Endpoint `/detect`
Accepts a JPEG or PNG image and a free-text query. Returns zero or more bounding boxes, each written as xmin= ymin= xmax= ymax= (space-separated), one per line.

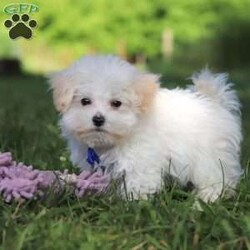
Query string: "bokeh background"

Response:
xmin=0 ymin=0 xmax=250 ymax=73
xmin=0 ymin=0 xmax=249 ymax=162
xmin=1 ymin=0 xmax=250 ymax=74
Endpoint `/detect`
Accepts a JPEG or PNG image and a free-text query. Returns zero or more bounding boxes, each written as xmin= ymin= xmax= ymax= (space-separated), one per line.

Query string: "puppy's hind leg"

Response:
xmin=190 ymin=158 xmax=240 ymax=203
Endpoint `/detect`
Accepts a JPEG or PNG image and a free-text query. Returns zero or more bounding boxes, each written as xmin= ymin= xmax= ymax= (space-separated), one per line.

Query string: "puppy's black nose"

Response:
xmin=92 ymin=114 xmax=105 ymax=127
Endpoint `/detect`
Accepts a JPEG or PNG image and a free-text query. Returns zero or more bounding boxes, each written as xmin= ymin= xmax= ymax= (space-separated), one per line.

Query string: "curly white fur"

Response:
xmin=49 ymin=55 xmax=242 ymax=203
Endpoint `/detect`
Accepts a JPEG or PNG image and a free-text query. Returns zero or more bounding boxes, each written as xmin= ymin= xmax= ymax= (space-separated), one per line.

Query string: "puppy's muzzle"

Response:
xmin=92 ymin=114 xmax=105 ymax=127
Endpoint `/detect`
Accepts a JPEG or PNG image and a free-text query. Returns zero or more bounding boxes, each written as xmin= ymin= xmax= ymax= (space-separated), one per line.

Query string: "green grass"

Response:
xmin=0 ymin=73 xmax=250 ymax=250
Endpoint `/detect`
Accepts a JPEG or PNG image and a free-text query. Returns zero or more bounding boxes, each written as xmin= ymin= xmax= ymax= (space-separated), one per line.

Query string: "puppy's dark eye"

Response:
xmin=81 ymin=98 xmax=91 ymax=106
xmin=111 ymin=100 xmax=122 ymax=108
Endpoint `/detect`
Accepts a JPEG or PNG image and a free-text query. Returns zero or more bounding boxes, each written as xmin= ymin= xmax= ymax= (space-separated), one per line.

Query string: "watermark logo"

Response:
xmin=3 ymin=3 xmax=39 ymax=40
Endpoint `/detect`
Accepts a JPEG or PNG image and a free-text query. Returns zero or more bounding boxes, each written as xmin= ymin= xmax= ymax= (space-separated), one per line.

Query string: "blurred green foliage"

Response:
xmin=0 ymin=30 xmax=19 ymax=58
xmin=0 ymin=0 xmax=250 ymax=72
xmin=36 ymin=0 xmax=250 ymax=52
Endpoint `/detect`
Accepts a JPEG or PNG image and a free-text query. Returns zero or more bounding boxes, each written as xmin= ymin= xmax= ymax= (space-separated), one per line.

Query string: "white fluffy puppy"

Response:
xmin=49 ymin=55 xmax=242 ymax=202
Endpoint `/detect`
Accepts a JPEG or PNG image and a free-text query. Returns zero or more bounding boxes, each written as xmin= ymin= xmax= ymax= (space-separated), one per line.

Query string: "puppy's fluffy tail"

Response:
xmin=191 ymin=69 xmax=241 ymax=115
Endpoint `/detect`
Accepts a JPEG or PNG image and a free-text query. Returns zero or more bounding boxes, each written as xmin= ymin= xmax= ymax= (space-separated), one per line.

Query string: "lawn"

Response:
xmin=0 ymin=72 xmax=249 ymax=250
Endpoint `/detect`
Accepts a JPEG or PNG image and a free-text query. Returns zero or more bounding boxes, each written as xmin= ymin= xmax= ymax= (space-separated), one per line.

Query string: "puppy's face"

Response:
xmin=49 ymin=56 xmax=159 ymax=148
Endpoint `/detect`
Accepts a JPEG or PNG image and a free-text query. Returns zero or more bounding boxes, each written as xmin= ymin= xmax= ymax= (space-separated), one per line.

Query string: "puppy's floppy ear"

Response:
xmin=48 ymin=70 xmax=75 ymax=113
xmin=134 ymin=73 xmax=160 ymax=113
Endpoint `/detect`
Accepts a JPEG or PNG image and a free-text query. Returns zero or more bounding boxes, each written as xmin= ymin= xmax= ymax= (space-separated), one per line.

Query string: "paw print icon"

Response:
xmin=4 ymin=14 xmax=37 ymax=39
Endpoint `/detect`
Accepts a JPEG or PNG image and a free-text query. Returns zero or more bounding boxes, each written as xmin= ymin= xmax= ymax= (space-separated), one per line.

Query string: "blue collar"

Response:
xmin=86 ymin=147 xmax=100 ymax=168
